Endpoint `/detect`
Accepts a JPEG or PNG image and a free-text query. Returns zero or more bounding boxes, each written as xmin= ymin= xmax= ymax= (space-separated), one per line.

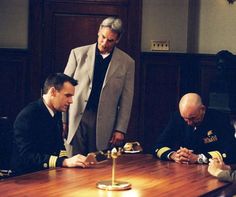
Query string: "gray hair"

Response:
xmin=99 ymin=17 xmax=124 ymax=40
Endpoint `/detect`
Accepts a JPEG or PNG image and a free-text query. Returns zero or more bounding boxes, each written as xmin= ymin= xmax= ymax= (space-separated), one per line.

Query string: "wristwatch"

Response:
xmin=197 ymin=154 xmax=208 ymax=164
xmin=197 ymin=154 xmax=204 ymax=164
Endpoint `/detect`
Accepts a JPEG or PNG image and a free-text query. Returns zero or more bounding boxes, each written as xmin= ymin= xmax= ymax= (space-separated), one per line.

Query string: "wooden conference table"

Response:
xmin=0 ymin=154 xmax=234 ymax=197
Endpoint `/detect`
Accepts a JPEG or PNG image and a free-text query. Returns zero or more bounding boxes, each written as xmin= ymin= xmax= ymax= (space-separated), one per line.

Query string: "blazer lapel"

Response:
xmin=102 ymin=47 xmax=120 ymax=88
xmin=85 ymin=43 xmax=96 ymax=82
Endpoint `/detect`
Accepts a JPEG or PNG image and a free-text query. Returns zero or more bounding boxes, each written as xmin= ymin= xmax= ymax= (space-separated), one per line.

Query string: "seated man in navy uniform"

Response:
xmin=11 ymin=73 xmax=90 ymax=175
xmin=154 ymin=93 xmax=236 ymax=164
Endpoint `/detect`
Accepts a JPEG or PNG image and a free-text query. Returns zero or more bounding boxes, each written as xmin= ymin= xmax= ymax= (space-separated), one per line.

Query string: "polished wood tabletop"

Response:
xmin=0 ymin=154 xmax=231 ymax=197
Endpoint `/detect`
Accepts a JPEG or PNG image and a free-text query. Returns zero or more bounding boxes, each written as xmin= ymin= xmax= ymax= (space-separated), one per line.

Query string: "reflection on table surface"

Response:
xmin=0 ymin=154 xmax=233 ymax=197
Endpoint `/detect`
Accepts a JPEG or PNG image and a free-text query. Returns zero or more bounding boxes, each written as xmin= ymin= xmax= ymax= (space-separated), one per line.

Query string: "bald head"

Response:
xmin=179 ymin=93 xmax=205 ymax=126
xmin=179 ymin=93 xmax=202 ymax=112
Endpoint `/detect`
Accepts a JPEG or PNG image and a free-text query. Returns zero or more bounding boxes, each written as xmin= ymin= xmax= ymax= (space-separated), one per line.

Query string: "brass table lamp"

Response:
xmin=96 ymin=147 xmax=131 ymax=191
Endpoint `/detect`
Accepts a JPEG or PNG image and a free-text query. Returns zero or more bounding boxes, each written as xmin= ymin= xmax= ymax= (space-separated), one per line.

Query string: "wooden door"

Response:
xmin=29 ymin=0 xmax=142 ymax=140
xmin=42 ymin=1 xmax=128 ymax=78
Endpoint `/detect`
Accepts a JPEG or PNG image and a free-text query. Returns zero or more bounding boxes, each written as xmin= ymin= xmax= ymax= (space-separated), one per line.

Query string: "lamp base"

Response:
xmin=96 ymin=180 xmax=131 ymax=191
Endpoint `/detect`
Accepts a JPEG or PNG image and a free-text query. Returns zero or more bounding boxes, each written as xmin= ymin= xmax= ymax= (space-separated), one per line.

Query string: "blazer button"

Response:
xmin=80 ymin=112 xmax=83 ymax=115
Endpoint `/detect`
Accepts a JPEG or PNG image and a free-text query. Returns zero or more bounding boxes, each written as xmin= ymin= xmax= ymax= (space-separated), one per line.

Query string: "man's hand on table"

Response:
xmin=170 ymin=147 xmax=198 ymax=164
xmin=62 ymin=154 xmax=91 ymax=168
xmin=208 ymin=157 xmax=231 ymax=177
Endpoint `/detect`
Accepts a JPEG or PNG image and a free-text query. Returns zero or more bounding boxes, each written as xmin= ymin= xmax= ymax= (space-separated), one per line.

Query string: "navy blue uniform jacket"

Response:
xmin=11 ymin=99 xmax=67 ymax=175
xmin=154 ymin=109 xmax=236 ymax=164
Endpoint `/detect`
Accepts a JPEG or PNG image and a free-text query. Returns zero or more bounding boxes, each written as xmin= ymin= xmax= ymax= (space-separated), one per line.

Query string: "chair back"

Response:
xmin=0 ymin=117 xmax=13 ymax=178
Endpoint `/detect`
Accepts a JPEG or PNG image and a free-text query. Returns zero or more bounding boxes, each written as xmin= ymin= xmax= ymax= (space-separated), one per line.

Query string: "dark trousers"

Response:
xmin=71 ymin=109 xmax=97 ymax=155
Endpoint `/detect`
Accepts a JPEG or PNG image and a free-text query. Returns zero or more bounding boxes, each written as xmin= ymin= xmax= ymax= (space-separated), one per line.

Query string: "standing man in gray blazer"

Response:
xmin=63 ymin=17 xmax=135 ymax=156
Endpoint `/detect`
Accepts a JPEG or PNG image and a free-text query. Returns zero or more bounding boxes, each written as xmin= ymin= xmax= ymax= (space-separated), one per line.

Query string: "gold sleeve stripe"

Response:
xmin=59 ymin=150 xmax=68 ymax=157
xmin=49 ymin=156 xmax=58 ymax=168
xmin=157 ymin=147 xmax=171 ymax=158
xmin=208 ymin=151 xmax=223 ymax=160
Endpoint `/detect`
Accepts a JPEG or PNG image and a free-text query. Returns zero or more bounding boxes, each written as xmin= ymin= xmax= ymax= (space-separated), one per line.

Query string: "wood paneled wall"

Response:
xmin=1 ymin=49 xmax=235 ymax=153
xmin=0 ymin=49 xmax=29 ymax=124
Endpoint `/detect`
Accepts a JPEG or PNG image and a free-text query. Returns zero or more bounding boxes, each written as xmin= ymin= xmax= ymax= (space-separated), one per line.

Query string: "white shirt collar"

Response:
xmin=100 ymin=53 xmax=110 ymax=59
